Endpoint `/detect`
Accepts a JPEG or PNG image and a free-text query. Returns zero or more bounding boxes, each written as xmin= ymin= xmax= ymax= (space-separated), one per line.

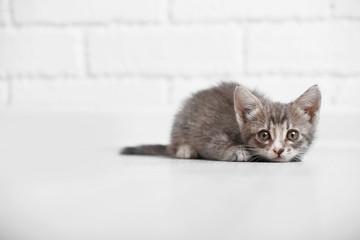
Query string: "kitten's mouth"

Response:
xmin=272 ymin=156 xmax=283 ymax=161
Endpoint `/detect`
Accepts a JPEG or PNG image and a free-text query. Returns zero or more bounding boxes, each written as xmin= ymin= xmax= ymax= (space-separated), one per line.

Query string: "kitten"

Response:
xmin=121 ymin=82 xmax=321 ymax=162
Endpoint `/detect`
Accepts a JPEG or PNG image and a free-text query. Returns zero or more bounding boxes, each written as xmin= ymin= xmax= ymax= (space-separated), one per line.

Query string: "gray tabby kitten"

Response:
xmin=122 ymin=82 xmax=321 ymax=162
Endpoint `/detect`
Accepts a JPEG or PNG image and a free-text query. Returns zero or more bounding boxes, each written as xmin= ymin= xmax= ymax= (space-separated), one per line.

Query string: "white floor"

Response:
xmin=0 ymin=111 xmax=360 ymax=240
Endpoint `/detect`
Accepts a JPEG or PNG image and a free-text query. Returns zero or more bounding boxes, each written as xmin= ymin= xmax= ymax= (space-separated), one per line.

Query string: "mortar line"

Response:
xmin=330 ymin=0 xmax=336 ymax=19
xmin=78 ymin=30 xmax=91 ymax=78
xmin=166 ymin=0 xmax=174 ymax=24
xmin=5 ymin=0 xmax=16 ymax=28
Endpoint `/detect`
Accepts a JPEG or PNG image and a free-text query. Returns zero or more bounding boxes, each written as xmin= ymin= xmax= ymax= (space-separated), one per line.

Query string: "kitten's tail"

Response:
xmin=120 ymin=144 xmax=170 ymax=156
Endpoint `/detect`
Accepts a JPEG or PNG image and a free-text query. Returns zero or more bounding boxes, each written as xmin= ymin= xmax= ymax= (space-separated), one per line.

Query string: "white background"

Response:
xmin=1 ymin=0 xmax=360 ymax=145
xmin=0 ymin=1 xmax=360 ymax=240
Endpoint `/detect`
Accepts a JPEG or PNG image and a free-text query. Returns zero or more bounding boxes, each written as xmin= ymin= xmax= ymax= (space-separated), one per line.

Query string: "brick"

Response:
xmin=248 ymin=22 xmax=360 ymax=74
xmin=11 ymin=79 xmax=168 ymax=108
xmin=172 ymin=0 xmax=332 ymax=21
xmin=0 ymin=30 xmax=77 ymax=76
xmin=13 ymin=0 xmax=167 ymax=24
xmin=89 ymin=26 xmax=244 ymax=76
xmin=333 ymin=0 xmax=360 ymax=17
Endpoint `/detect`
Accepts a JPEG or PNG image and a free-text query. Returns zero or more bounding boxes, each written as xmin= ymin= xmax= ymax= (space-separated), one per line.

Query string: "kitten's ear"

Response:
xmin=292 ymin=85 xmax=321 ymax=123
xmin=234 ymin=86 xmax=263 ymax=126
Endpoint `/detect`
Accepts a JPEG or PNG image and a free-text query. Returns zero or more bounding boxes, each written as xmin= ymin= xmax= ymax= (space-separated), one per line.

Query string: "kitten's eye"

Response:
xmin=257 ymin=130 xmax=271 ymax=141
xmin=287 ymin=130 xmax=299 ymax=142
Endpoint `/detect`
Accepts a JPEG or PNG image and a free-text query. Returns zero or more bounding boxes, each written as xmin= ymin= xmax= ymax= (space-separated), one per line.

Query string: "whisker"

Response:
xmin=249 ymin=155 xmax=266 ymax=162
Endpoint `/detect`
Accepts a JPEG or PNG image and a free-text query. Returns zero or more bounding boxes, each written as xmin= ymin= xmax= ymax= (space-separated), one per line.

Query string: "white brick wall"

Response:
xmin=333 ymin=0 xmax=360 ymax=17
xmin=248 ymin=22 xmax=360 ymax=74
xmin=12 ymin=0 xmax=167 ymax=24
xmin=172 ymin=0 xmax=332 ymax=21
xmin=0 ymin=0 xmax=359 ymax=117
xmin=88 ymin=26 xmax=243 ymax=76
xmin=0 ymin=30 xmax=78 ymax=77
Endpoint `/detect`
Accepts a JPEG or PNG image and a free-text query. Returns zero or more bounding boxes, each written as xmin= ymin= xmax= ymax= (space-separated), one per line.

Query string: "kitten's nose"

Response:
xmin=273 ymin=148 xmax=285 ymax=157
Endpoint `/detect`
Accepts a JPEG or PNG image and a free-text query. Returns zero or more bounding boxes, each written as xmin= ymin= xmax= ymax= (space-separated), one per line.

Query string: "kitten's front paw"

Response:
xmin=222 ymin=146 xmax=251 ymax=162
xmin=234 ymin=148 xmax=250 ymax=162
xmin=234 ymin=148 xmax=251 ymax=162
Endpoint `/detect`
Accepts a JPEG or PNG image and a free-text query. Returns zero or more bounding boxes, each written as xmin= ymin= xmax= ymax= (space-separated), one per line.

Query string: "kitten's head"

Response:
xmin=234 ymin=85 xmax=321 ymax=162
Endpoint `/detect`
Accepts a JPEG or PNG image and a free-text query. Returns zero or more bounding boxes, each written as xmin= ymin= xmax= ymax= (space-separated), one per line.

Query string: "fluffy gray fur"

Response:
xmin=121 ymin=82 xmax=321 ymax=162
